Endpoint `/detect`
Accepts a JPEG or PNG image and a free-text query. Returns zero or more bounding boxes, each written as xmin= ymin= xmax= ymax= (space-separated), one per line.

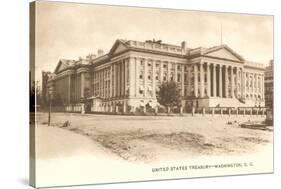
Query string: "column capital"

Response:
xmin=128 ymin=56 xmax=135 ymax=61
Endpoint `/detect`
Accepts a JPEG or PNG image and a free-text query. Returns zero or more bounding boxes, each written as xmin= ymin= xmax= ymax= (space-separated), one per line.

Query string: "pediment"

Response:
xmin=109 ymin=40 xmax=128 ymax=56
xmin=204 ymin=46 xmax=244 ymax=62
xmin=54 ymin=60 xmax=68 ymax=73
xmin=115 ymin=43 xmax=127 ymax=54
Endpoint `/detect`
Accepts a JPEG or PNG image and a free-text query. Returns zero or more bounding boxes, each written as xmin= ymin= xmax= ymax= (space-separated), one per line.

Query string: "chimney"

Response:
xmin=86 ymin=53 xmax=96 ymax=60
xmin=98 ymin=49 xmax=104 ymax=56
xmin=181 ymin=41 xmax=187 ymax=50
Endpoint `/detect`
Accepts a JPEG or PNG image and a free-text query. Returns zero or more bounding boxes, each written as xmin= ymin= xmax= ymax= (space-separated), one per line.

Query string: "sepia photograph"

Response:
xmin=29 ymin=1 xmax=273 ymax=188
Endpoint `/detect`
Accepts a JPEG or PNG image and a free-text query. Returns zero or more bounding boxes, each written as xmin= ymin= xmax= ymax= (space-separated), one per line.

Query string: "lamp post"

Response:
xmin=47 ymin=87 xmax=53 ymax=126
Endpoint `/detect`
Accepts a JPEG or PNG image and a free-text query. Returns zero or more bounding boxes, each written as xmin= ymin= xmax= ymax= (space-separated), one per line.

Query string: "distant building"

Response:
xmin=264 ymin=60 xmax=273 ymax=109
xmin=48 ymin=39 xmax=265 ymax=112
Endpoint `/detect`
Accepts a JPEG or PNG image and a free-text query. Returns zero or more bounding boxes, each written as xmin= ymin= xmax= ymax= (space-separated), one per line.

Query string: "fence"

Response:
xmin=39 ymin=104 xmax=268 ymax=117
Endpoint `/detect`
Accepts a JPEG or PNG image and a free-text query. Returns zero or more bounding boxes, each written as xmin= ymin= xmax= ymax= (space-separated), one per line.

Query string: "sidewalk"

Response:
xmin=35 ymin=125 xmax=131 ymax=187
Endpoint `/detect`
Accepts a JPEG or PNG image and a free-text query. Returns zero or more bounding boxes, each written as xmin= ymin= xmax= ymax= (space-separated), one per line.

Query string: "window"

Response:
xmin=148 ymin=75 xmax=151 ymax=80
xmin=163 ymin=64 xmax=167 ymax=68
xmin=139 ymin=74 xmax=143 ymax=79
xmin=156 ymin=76 xmax=159 ymax=80
xmin=177 ymin=74 xmax=181 ymax=82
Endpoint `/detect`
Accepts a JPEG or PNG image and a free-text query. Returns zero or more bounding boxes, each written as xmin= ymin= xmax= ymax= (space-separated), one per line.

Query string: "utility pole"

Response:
xmin=48 ymin=92 xmax=51 ymax=126
xmin=47 ymin=84 xmax=53 ymax=126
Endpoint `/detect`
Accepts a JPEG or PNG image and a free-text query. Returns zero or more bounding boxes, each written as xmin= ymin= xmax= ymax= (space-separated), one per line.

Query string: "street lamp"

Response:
xmin=47 ymin=87 xmax=53 ymax=126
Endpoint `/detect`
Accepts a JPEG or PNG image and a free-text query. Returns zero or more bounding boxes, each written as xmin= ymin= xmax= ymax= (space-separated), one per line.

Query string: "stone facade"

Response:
xmin=48 ymin=39 xmax=266 ymax=112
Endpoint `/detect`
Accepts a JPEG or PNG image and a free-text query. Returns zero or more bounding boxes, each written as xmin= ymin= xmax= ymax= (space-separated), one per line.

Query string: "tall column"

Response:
xmin=105 ymin=70 xmax=107 ymax=98
xmin=81 ymin=73 xmax=85 ymax=98
xmin=219 ymin=65 xmax=222 ymax=97
xmin=110 ymin=65 xmax=113 ymax=98
xmin=114 ymin=67 xmax=117 ymax=97
xmin=99 ymin=71 xmax=101 ymax=97
xmin=255 ymin=74 xmax=258 ymax=94
xmin=167 ymin=62 xmax=170 ymax=81
xmin=104 ymin=70 xmax=106 ymax=99
xmin=103 ymin=70 xmax=105 ymax=98
xmin=113 ymin=64 xmax=116 ymax=97
xmin=194 ymin=63 xmax=198 ymax=97
xmin=101 ymin=71 xmax=103 ymax=98
xmin=135 ymin=58 xmax=139 ymax=97
xmin=106 ymin=70 xmax=108 ymax=98
xmin=200 ymin=61 xmax=204 ymax=98
xmin=129 ymin=57 xmax=135 ymax=97
xmin=104 ymin=70 xmax=106 ymax=98
xmin=116 ymin=64 xmax=119 ymax=97
xmin=119 ymin=62 xmax=122 ymax=97
xmin=187 ymin=66 xmax=191 ymax=95
xmin=98 ymin=71 xmax=100 ymax=97
xmin=181 ymin=65 xmax=184 ymax=96
xmin=231 ymin=66 xmax=235 ymax=98
xmin=106 ymin=69 xmax=109 ymax=99
xmin=175 ymin=63 xmax=178 ymax=83
xmin=235 ymin=67 xmax=238 ymax=97
xmin=258 ymin=74 xmax=261 ymax=94
xmin=67 ymin=75 xmax=71 ymax=103
xmin=124 ymin=59 xmax=128 ymax=96
xmin=225 ymin=66 xmax=228 ymax=98
xmin=102 ymin=69 xmax=106 ymax=98
xmin=160 ymin=61 xmax=163 ymax=82
xmin=206 ymin=63 xmax=211 ymax=97
xmin=152 ymin=60 xmax=156 ymax=98
xmin=261 ymin=74 xmax=264 ymax=99
xmin=241 ymin=70 xmax=245 ymax=99
xmin=121 ymin=60 xmax=124 ymax=97
xmin=102 ymin=70 xmax=104 ymax=98
xmin=212 ymin=64 xmax=217 ymax=97
xmin=143 ymin=59 xmax=147 ymax=97
xmin=101 ymin=70 xmax=103 ymax=98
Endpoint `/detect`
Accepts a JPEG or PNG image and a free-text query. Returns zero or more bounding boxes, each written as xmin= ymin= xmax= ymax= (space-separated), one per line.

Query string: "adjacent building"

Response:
xmin=47 ymin=39 xmax=266 ymax=112
xmin=264 ymin=60 xmax=273 ymax=109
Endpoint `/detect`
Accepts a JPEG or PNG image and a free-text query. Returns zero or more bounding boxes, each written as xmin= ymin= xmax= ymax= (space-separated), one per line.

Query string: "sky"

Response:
xmin=34 ymin=1 xmax=273 ymax=83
